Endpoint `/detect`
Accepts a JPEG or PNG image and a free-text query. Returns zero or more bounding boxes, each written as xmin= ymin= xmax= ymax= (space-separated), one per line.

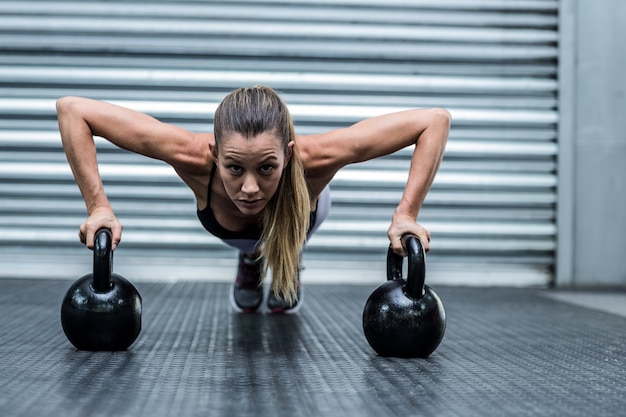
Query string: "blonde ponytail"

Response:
xmin=261 ymin=124 xmax=310 ymax=304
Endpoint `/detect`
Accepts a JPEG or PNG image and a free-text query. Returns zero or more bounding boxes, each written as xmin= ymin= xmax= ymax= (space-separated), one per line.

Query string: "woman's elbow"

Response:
xmin=56 ymin=96 xmax=78 ymax=117
xmin=56 ymin=96 xmax=91 ymax=119
xmin=431 ymin=107 xmax=452 ymax=128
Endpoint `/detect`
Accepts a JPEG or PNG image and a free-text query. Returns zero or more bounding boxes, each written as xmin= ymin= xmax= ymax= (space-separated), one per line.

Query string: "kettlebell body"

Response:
xmin=61 ymin=229 xmax=142 ymax=351
xmin=362 ymin=235 xmax=446 ymax=358
xmin=363 ymin=280 xmax=445 ymax=357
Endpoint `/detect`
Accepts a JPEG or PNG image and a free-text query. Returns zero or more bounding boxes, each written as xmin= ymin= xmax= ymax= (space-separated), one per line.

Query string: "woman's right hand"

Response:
xmin=79 ymin=207 xmax=123 ymax=250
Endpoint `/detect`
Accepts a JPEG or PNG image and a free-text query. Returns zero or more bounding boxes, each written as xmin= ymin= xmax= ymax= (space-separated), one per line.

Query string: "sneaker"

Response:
xmin=230 ymin=253 xmax=264 ymax=313
xmin=267 ymin=278 xmax=302 ymax=314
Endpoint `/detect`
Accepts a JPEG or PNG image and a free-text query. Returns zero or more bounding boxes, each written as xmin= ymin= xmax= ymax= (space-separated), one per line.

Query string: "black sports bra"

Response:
xmin=196 ymin=163 xmax=318 ymax=240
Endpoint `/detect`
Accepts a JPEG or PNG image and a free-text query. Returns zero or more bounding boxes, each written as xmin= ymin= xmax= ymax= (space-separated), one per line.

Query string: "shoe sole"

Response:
xmin=266 ymin=286 xmax=304 ymax=315
xmin=229 ymin=284 xmax=263 ymax=314
xmin=229 ymin=283 xmax=304 ymax=314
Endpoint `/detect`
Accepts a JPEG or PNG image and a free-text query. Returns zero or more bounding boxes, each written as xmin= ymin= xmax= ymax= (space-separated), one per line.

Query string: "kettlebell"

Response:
xmin=362 ymin=234 xmax=446 ymax=358
xmin=61 ymin=228 xmax=142 ymax=351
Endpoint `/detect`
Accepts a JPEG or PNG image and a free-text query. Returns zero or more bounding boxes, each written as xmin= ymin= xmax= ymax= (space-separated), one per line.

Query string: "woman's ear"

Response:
xmin=208 ymin=142 xmax=219 ymax=163
xmin=285 ymin=141 xmax=294 ymax=165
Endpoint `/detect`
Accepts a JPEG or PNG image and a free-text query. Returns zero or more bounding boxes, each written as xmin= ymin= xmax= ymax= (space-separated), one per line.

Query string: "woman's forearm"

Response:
xmin=57 ymin=97 xmax=112 ymax=214
xmin=395 ymin=109 xmax=450 ymax=220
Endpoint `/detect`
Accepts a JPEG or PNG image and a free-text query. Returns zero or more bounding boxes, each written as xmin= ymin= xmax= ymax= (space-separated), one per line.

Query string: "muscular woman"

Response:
xmin=57 ymin=85 xmax=450 ymax=314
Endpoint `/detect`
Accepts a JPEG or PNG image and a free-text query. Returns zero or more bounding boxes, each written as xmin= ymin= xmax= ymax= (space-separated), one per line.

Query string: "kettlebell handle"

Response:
xmin=386 ymin=234 xmax=426 ymax=300
xmin=93 ymin=228 xmax=113 ymax=293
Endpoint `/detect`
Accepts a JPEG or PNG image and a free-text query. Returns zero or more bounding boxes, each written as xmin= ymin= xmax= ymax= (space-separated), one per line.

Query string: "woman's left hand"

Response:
xmin=387 ymin=212 xmax=431 ymax=256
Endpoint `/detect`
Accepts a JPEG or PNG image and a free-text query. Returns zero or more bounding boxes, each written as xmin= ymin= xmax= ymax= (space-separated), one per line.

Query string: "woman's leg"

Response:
xmin=219 ymin=239 xmax=264 ymax=313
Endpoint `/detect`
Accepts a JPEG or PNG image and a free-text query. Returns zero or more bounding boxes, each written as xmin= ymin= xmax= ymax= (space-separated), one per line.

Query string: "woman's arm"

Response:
xmin=300 ymin=108 xmax=451 ymax=255
xmin=56 ymin=96 xmax=209 ymax=249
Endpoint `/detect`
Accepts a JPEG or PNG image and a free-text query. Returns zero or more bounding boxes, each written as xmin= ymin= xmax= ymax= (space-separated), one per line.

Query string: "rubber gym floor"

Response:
xmin=1 ymin=277 xmax=624 ymax=417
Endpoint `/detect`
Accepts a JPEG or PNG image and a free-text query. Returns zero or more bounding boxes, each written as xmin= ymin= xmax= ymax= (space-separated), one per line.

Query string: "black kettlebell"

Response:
xmin=61 ymin=228 xmax=142 ymax=351
xmin=362 ymin=234 xmax=446 ymax=358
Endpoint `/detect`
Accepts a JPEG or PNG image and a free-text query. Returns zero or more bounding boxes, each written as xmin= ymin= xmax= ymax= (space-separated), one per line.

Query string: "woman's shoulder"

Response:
xmin=171 ymin=132 xmax=215 ymax=208
xmin=296 ymin=130 xmax=347 ymax=198
xmin=297 ymin=129 xmax=346 ymax=172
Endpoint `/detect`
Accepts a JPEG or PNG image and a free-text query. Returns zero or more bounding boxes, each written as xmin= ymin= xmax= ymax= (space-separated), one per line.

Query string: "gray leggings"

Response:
xmin=220 ymin=185 xmax=331 ymax=254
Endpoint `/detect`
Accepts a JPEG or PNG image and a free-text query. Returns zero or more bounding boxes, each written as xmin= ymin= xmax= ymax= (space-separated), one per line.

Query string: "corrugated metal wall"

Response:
xmin=0 ymin=0 xmax=559 ymax=284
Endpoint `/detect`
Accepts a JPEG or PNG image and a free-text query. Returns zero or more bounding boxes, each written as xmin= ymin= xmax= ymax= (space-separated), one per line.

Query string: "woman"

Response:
xmin=57 ymin=85 xmax=450 ymax=314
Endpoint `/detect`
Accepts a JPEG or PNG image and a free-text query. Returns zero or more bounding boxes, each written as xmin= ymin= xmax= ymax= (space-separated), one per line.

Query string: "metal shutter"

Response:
xmin=0 ymin=0 xmax=558 ymax=285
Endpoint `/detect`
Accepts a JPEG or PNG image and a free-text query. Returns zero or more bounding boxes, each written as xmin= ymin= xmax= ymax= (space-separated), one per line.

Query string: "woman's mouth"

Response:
xmin=237 ymin=199 xmax=263 ymax=210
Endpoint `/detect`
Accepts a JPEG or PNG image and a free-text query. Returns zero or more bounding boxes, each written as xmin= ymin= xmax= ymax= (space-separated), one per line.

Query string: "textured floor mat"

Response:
xmin=0 ymin=278 xmax=625 ymax=417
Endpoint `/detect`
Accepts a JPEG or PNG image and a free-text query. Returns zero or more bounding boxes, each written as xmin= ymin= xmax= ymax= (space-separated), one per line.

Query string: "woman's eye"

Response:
xmin=228 ymin=165 xmax=243 ymax=175
xmin=260 ymin=165 xmax=275 ymax=175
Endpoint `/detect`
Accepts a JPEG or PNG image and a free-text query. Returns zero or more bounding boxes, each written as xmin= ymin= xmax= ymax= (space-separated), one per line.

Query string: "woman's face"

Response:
xmin=215 ymin=131 xmax=293 ymax=216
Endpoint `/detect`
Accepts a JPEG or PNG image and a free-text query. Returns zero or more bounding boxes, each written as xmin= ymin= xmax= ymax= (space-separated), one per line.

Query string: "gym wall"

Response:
xmin=0 ymin=0 xmax=559 ymax=285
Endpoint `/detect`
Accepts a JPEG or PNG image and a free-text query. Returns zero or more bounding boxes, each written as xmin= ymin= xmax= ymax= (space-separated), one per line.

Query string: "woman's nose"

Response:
xmin=241 ymin=174 xmax=260 ymax=194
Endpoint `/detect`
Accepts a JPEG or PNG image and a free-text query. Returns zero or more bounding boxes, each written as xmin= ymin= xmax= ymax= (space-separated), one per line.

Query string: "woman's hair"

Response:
xmin=213 ymin=85 xmax=311 ymax=303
